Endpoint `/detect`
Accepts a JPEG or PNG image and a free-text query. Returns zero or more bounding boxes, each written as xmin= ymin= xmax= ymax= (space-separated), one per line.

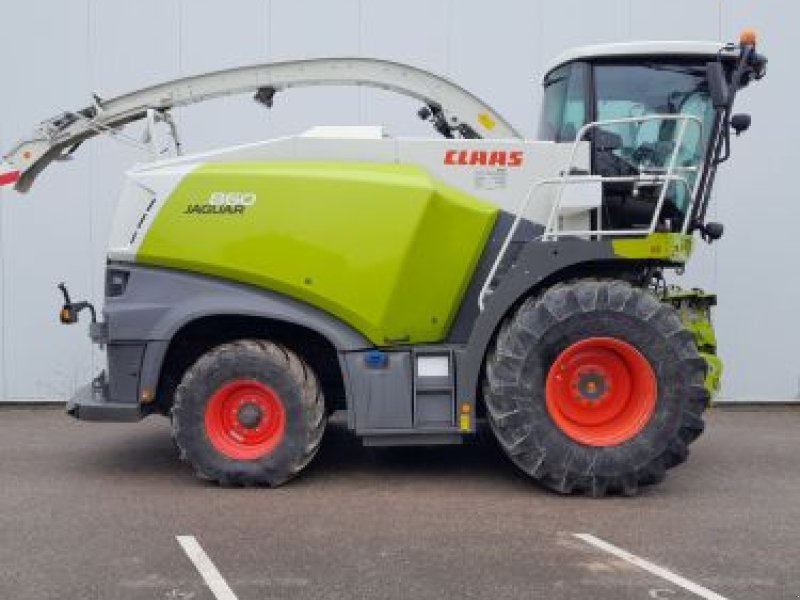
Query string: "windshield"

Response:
xmin=593 ymin=61 xmax=716 ymax=212
xmin=538 ymin=59 xmax=720 ymax=230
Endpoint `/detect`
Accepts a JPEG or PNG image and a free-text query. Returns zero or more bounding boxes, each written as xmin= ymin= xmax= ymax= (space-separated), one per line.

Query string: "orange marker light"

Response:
xmin=740 ymin=29 xmax=757 ymax=47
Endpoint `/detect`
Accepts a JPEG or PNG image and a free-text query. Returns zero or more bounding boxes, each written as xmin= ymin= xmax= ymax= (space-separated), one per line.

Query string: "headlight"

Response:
xmin=106 ymin=268 xmax=130 ymax=297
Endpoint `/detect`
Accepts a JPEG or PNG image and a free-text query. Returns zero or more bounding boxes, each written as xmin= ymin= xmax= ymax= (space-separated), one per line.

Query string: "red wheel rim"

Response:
xmin=204 ymin=380 xmax=286 ymax=460
xmin=545 ymin=337 xmax=657 ymax=447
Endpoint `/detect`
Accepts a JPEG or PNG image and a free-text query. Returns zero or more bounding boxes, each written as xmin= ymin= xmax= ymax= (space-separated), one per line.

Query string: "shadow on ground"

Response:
xmin=66 ymin=411 xmax=532 ymax=489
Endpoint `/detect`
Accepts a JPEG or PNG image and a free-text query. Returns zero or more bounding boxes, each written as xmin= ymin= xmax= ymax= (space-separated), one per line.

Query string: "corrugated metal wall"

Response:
xmin=0 ymin=0 xmax=794 ymax=400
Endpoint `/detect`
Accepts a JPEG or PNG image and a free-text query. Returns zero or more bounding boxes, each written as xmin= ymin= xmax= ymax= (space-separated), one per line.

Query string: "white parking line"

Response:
xmin=574 ymin=533 xmax=730 ymax=600
xmin=176 ymin=535 xmax=239 ymax=600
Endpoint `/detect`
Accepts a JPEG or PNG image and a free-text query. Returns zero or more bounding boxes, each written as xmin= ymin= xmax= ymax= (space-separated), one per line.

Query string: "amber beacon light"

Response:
xmin=740 ymin=28 xmax=757 ymax=47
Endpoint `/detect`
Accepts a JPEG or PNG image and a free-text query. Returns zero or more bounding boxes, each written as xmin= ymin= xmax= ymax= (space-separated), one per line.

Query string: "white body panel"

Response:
xmin=108 ymin=128 xmax=590 ymax=263
xmin=109 ymin=164 xmax=198 ymax=260
xmin=546 ymin=41 xmax=729 ymax=74
xmin=557 ymin=178 xmax=602 ymax=214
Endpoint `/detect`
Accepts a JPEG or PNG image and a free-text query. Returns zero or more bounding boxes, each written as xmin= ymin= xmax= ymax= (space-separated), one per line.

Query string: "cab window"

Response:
xmin=538 ymin=62 xmax=588 ymax=142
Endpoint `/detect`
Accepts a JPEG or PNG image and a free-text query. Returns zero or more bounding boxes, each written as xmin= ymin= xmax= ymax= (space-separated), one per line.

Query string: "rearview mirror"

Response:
xmin=706 ymin=61 xmax=729 ymax=108
xmin=730 ymin=113 xmax=751 ymax=135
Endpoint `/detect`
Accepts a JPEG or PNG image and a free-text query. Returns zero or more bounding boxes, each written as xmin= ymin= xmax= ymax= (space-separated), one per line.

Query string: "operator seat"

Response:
xmin=590 ymin=128 xmax=683 ymax=232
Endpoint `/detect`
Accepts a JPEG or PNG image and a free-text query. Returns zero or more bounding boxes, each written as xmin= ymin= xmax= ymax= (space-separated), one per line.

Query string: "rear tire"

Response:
xmin=483 ymin=279 xmax=708 ymax=496
xmin=172 ymin=340 xmax=326 ymax=486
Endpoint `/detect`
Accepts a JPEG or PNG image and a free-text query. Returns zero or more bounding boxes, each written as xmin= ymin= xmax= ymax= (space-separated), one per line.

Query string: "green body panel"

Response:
xmin=663 ymin=288 xmax=722 ymax=398
xmin=137 ymin=162 xmax=498 ymax=345
xmin=700 ymin=353 xmax=723 ymax=399
xmin=612 ymin=233 xmax=694 ymax=262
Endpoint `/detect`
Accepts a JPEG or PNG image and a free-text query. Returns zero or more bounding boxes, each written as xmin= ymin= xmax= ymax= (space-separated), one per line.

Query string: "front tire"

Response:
xmin=172 ymin=340 xmax=326 ymax=486
xmin=483 ymin=280 xmax=709 ymax=496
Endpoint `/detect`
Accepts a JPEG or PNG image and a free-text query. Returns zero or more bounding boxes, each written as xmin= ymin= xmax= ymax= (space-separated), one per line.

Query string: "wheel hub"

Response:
xmin=204 ymin=380 xmax=287 ymax=460
xmin=545 ymin=337 xmax=657 ymax=447
xmin=573 ymin=368 xmax=609 ymax=402
xmin=237 ymin=402 xmax=264 ymax=429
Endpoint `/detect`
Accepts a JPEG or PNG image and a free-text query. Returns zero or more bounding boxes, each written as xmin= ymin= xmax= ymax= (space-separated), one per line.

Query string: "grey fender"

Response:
xmin=456 ymin=239 xmax=620 ymax=407
xmin=108 ymin=263 xmax=370 ymax=347
xmin=105 ymin=263 xmax=372 ymax=399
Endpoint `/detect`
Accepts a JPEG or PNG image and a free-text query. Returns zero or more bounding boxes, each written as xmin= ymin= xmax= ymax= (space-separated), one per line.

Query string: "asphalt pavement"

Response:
xmin=0 ymin=405 xmax=798 ymax=600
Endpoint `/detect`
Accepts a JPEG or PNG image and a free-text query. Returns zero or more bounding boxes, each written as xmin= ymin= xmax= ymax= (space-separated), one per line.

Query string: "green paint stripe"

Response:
xmin=612 ymin=233 xmax=693 ymax=262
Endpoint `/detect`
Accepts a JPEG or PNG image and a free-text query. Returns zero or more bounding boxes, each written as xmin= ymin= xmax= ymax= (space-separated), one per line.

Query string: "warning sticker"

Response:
xmin=475 ymin=168 xmax=508 ymax=190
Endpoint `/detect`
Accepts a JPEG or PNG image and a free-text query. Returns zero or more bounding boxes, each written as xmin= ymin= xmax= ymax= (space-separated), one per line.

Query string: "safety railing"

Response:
xmin=478 ymin=114 xmax=704 ymax=311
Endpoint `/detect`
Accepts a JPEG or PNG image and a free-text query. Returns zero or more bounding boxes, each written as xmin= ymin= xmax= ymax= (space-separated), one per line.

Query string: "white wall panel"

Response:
xmin=176 ymin=0 xmax=271 ymax=153
xmin=359 ymin=0 xmax=449 ymax=137
xmin=0 ymin=1 xmax=94 ymax=399
xmin=448 ymin=0 xmax=539 ymax=137
xmin=0 ymin=0 xmax=793 ymax=399
xmin=629 ymin=0 xmax=721 ymax=40
xmin=715 ymin=1 xmax=797 ymax=398
xmin=268 ymin=0 xmax=362 ymax=137
xmin=539 ymin=0 xmax=629 ymax=65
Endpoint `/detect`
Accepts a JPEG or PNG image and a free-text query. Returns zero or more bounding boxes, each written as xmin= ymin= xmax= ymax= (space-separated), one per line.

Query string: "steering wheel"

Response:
xmin=632 ymin=140 xmax=676 ymax=167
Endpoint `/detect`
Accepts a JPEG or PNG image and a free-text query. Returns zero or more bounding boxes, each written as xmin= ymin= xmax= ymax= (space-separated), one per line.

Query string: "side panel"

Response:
xmin=344 ymin=351 xmax=413 ymax=430
xmin=136 ymin=162 xmax=498 ymax=345
xmin=106 ymin=343 xmax=146 ymax=404
xmin=612 ymin=233 xmax=694 ymax=262
xmin=344 ymin=346 xmax=461 ymax=436
xmin=104 ymin=264 xmax=371 ymax=349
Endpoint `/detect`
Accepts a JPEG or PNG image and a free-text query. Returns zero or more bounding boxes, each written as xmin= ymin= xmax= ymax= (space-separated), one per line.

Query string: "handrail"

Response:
xmin=477 ymin=178 xmax=559 ymax=311
xmin=550 ymin=114 xmax=703 ymax=237
xmin=478 ymin=113 xmax=704 ymax=311
xmin=476 ymin=173 xmax=694 ymax=311
xmin=542 ymin=174 xmax=694 ymax=240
